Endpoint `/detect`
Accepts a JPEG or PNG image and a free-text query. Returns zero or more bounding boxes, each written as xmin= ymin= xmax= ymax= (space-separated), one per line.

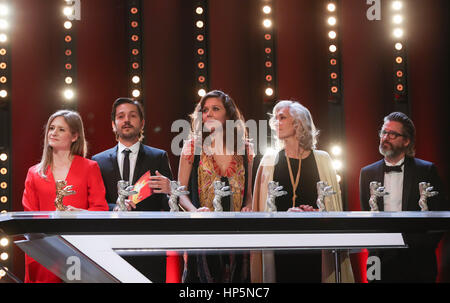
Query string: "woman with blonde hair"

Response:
xmin=22 ymin=110 xmax=108 ymax=282
xmin=251 ymin=100 xmax=354 ymax=283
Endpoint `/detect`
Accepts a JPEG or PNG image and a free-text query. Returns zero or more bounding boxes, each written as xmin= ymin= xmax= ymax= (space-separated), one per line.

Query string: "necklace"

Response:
xmin=286 ymin=150 xmax=304 ymax=208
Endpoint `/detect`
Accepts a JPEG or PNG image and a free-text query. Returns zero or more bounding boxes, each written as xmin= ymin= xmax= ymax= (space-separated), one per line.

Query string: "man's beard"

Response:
xmin=117 ymin=125 xmax=141 ymax=141
xmin=379 ymin=141 xmax=406 ymax=159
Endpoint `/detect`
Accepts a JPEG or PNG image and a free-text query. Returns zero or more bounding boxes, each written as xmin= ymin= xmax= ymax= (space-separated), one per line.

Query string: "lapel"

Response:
xmin=108 ymin=145 xmax=121 ymax=182
xmin=401 ymin=157 xmax=414 ymax=211
xmin=374 ymin=160 xmax=385 ymax=211
xmin=133 ymin=143 xmax=146 ymax=184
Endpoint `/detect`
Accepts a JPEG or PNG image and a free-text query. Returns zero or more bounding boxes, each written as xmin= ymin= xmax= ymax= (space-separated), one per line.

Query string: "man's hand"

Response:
xmin=149 ymin=170 xmax=171 ymax=194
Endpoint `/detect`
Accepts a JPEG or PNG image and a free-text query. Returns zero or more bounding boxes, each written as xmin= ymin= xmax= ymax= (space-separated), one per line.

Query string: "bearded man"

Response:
xmin=92 ymin=98 xmax=174 ymax=282
xmin=359 ymin=112 xmax=448 ymax=282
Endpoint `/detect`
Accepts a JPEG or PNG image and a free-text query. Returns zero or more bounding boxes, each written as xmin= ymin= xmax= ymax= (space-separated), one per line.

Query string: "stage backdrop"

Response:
xmin=9 ymin=0 xmax=449 ymax=282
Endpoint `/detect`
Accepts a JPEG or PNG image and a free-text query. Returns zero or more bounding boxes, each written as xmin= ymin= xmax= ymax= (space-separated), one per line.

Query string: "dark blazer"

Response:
xmin=360 ymin=156 xmax=447 ymax=212
xmin=92 ymin=143 xmax=173 ymax=211
xmin=359 ymin=156 xmax=448 ymax=282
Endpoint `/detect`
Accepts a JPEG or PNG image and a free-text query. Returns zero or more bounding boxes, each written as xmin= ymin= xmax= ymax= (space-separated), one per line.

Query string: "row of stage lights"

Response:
xmin=326 ymin=1 xmax=344 ymax=182
xmin=0 ymin=3 xmax=9 ymax=101
xmin=391 ymin=1 xmax=407 ymax=101
xmin=262 ymin=1 xmax=275 ymax=100
xmin=62 ymin=0 xmax=77 ymax=103
xmin=127 ymin=0 xmax=143 ymax=100
xmin=326 ymin=1 xmax=341 ymax=101
xmin=0 ymin=0 xmax=10 ymax=280
xmin=194 ymin=0 xmax=209 ymax=98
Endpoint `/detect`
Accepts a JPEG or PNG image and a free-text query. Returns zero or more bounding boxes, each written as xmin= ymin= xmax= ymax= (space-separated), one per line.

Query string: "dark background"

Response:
xmin=7 ymin=0 xmax=449 ymax=282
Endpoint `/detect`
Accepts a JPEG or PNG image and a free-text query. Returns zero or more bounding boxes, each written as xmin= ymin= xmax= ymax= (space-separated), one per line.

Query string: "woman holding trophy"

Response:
xmin=177 ymin=90 xmax=253 ymax=282
xmin=22 ymin=110 xmax=108 ymax=282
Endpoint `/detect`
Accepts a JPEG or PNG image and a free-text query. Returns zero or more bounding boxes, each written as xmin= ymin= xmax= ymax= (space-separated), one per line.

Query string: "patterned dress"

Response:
xmin=181 ymin=138 xmax=253 ymax=282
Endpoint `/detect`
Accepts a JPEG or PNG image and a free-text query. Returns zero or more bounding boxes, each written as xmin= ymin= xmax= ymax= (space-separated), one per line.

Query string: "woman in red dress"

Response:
xmin=22 ymin=110 xmax=109 ymax=283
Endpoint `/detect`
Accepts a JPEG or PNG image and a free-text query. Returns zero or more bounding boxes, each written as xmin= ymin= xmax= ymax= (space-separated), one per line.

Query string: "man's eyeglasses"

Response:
xmin=378 ymin=130 xmax=406 ymax=140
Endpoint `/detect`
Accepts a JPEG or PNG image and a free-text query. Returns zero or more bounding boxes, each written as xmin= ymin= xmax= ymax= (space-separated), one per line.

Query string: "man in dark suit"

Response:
xmin=92 ymin=97 xmax=174 ymax=282
xmin=360 ymin=112 xmax=448 ymax=282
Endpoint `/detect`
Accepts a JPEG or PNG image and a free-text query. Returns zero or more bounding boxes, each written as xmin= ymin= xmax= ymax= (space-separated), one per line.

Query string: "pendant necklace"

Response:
xmin=286 ymin=150 xmax=304 ymax=208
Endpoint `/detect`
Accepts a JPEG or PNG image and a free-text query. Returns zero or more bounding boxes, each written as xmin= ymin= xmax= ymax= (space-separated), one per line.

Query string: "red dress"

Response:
xmin=22 ymin=155 xmax=109 ymax=283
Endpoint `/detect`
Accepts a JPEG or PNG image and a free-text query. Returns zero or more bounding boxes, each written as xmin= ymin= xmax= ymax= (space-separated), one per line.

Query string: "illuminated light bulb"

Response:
xmin=0 ymin=269 xmax=6 ymax=278
xmin=392 ymin=1 xmax=402 ymax=10
xmin=0 ymin=5 xmax=9 ymax=16
xmin=0 ymin=34 xmax=7 ymax=43
xmin=132 ymin=75 xmax=140 ymax=84
xmin=331 ymin=145 xmax=342 ymax=156
xmin=393 ymin=14 xmax=403 ymax=24
xmin=328 ymin=30 xmax=337 ymax=39
xmin=327 ymin=3 xmax=336 ymax=12
xmin=198 ymin=89 xmax=206 ymax=97
xmin=196 ymin=7 xmax=203 ymax=15
xmin=336 ymin=174 xmax=342 ymax=183
xmin=65 ymin=77 xmax=73 ymax=85
xmin=64 ymin=21 xmax=72 ymax=29
xmin=328 ymin=16 xmax=337 ymax=26
xmin=333 ymin=159 xmax=343 ymax=170
xmin=64 ymin=89 xmax=74 ymax=100
xmin=0 ymin=196 xmax=6 ymax=203
xmin=393 ymin=28 xmax=404 ymax=38
xmin=265 ymin=87 xmax=274 ymax=96
xmin=0 ymin=153 xmax=7 ymax=161
xmin=132 ymin=89 xmax=140 ymax=98
xmin=263 ymin=5 xmax=272 ymax=14
xmin=196 ymin=20 xmax=204 ymax=28
xmin=0 ymin=238 xmax=8 ymax=247
xmin=0 ymin=252 xmax=8 ymax=261
xmin=0 ymin=19 xmax=8 ymax=30
xmin=329 ymin=44 xmax=337 ymax=52
xmin=63 ymin=6 xmax=73 ymax=16
xmin=263 ymin=19 xmax=272 ymax=28
xmin=0 ymin=89 xmax=7 ymax=98
xmin=395 ymin=42 xmax=403 ymax=50
xmin=0 ymin=168 xmax=6 ymax=174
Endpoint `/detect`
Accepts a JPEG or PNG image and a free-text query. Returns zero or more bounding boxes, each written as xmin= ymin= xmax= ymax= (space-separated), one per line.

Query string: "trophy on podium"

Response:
xmin=168 ymin=181 xmax=189 ymax=212
xmin=316 ymin=181 xmax=336 ymax=212
xmin=265 ymin=181 xmax=287 ymax=212
xmin=368 ymin=181 xmax=389 ymax=211
xmin=212 ymin=180 xmax=232 ymax=212
xmin=54 ymin=180 xmax=76 ymax=211
xmin=418 ymin=182 xmax=438 ymax=211
xmin=114 ymin=180 xmax=137 ymax=212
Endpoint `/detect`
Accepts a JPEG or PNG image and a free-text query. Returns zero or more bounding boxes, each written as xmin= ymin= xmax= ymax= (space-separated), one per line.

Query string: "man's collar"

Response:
xmin=384 ymin=157 xmax=405 ymax=167
xmin=118 ymin=141 xmax=140 ymax=154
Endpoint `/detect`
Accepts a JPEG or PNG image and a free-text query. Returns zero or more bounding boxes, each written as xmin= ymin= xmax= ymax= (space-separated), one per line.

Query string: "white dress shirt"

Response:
xmin=117 ymin=141 xmax=140 ymax=184
xmin=383 ymin=157 xmax=405 ymax=212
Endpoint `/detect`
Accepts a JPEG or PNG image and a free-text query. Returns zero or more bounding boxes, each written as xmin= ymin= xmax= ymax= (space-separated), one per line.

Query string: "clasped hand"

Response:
xmin=287 ymin=205 xmax=316 ymax=212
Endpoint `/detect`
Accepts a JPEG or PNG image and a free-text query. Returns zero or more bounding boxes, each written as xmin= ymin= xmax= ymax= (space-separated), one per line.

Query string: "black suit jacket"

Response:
xmin=92 ymin=143 xmax=173 ymax=211
xmin=359 ymin=156 xmax=448 ymax=282
xmin=360 ymin=156 xmax=447 ymax=212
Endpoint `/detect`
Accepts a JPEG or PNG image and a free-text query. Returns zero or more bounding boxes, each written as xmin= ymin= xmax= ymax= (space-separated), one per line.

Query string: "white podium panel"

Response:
xmin=2 ymin=211 xmax=449 ymax=283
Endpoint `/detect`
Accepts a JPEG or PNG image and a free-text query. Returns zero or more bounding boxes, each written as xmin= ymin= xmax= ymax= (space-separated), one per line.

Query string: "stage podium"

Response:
xmin=1 ymin=211 xmax=450 ymax=283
